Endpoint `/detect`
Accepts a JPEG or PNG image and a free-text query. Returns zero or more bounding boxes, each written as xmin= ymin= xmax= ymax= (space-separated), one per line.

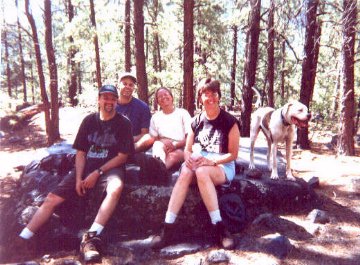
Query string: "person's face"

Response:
xmin=98 ymin=93 xmax=118 ymax=114
xmin=156 ymin=89 xmax=173 ymax=108
xmin=200 ymin=89 xmax=219 ymax=108
xmin=118 ymin=77 xmax=136 ymax=98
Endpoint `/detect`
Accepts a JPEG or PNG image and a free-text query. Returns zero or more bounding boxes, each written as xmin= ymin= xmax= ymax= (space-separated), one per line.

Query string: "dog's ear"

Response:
xmin=283 ymin=102 xmax=293 ymax=115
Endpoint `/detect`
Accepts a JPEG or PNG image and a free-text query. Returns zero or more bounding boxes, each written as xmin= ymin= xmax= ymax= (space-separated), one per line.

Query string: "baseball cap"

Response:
xmin=119 ymin=72 xmax=137 ymax=84
xmin=99 ymin=85 xmax=118 ymax=98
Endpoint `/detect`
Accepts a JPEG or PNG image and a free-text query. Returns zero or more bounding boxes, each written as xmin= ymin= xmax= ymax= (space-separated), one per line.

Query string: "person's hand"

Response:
xmin=82 ymin=171 xmax=99 ymax=189
xmin=186 ymin=154 xmax=201 ymax=170
xmin=76 ymin=180 xmax=86 ymax=196
xmin=161 ymin=139 xmax=176 ymax=154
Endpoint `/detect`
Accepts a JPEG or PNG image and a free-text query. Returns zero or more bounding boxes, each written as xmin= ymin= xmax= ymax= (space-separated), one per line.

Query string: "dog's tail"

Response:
xmin=252 ymin=86 xmax=261 ymax=109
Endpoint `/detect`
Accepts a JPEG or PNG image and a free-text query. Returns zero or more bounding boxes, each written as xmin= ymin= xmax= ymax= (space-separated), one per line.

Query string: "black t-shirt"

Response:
xmin=73 ymin=112 xmax=134 ymax=175
xmin=192 ymin=109 xmax=240 ymax=154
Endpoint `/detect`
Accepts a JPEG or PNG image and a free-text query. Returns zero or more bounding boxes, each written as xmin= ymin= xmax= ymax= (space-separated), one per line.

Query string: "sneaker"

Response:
xmin=150 ymin=223 xmax=175 ymax=249
xmin=215 ymin=221 xmax=235 ymax=250
xmin=80 ymin=231 xmax=102 ymax=262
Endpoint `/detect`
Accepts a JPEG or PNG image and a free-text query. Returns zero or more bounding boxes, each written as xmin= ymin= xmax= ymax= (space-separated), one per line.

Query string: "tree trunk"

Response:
xmin=183 ymin=0 xmax=195 ymax=116
xmin=338 ymin=0 xmax=356 ymax=156
xmin=134 ymin=0 xmax=149 ymax=104
xmin=89 ymin=0 xmax=102 ymax=88
xmin=16 ymin=0 xmax=27 ymax=102
xmin=124 ymin=0 xmax=131 ymax=72
xmin=230 ymin=25 xmax=238 ymax=111
xmin=331 ymin=62 xmax=341 ymax=119
xmin=29 ymin=51 xmax=35 ymax=104
xmin=44 ymin=0 xmax=60 ymax=145
xmin=25 ymin=0 xmax=52 ymax=143
xmin=280 ymin=40 xmax=285 ymax=101
xmin=4 ymin=28 xmax=12 ymax=97
xmin=266 ymin=0 xmax=275 ymax=108
xmin=66 ymin=0 xmax=78 ymax=106
xmin=241 ymin=0 xmax=261 ymax=137
xmin=298 ymin=0 xmax=320 ymax=149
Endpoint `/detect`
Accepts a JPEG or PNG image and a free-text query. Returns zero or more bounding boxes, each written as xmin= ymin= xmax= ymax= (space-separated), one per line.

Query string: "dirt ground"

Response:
xmin=0 ymin=107 xmax=359 ymax=265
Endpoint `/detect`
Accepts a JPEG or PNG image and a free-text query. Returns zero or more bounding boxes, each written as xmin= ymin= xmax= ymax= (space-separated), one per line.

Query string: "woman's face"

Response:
xmin=200 ymin=89 xmax=219 ymax=108
xmin=156 ymin=89 xmax=173 ymax=108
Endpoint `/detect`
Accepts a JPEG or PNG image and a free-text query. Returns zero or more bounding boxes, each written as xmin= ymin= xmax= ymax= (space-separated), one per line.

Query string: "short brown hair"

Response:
xmin=196 ymin=77 xmax=221 ymax=108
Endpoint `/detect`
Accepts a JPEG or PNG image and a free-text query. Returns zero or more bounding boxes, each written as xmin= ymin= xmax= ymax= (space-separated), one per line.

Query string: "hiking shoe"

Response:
xmin=147 ymin=156 xmax=168 ymax=180
xmin=150 ymin=223 xmax=175 ymax=249
xmin=80 ymin=231 xmax=102 ymax=262
xmin=215 ymin=221 xmax=235 ymax=250
xmin=12 ymin=236 xmax=36 ymax=259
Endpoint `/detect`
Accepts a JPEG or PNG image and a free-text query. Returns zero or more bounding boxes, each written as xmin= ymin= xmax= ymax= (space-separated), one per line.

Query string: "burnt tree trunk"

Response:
xmin=16 ymin=0 xmax=27 ymax=102
xmin=66 ymin=0 xmax=78 ymax=106
xmin=44 ymin=0 xmax=60 ymax=145
xmin=280 ymin=40 xmax=286 ymax=101
xmin=241 ymin=0 xmax=261 ymax=137
xmin=183 ymin=0 xmax=195 ymax=116
xmin=89 ymin=0 xmax=102 ymax=88
xmin=338 ymin=0 xmax=356 ymax=156
xmin=134 ymin=0 xmax=149 ymax=104
xmin=25 ymin=0 xmax=52 ymax=142
xmin=298 ymin=0 xmax=320 ymax=149
xmin=124 ymin=0 xmax=131 ymax=72
xmin=266 ymin=0 xmax=275 ymax=108
xmin=230 ymin=25 xmax=238 ymax=111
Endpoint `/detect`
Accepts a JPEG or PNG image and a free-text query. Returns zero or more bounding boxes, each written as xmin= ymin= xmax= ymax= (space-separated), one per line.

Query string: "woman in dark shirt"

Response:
xmin=152 ymin=77 xmax=240 ymax=249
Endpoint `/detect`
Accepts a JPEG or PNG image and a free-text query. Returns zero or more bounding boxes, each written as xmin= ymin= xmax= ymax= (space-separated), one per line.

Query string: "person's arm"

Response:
xmin=134 ymin=132 xmax=155 ymax=152
xmin=75 ymin=150 xmax=87 ymax=196
xmin=82 ymin=152 xmax=128 ymax=189
xmin=133 ymin=128 xmax=149 ymax=143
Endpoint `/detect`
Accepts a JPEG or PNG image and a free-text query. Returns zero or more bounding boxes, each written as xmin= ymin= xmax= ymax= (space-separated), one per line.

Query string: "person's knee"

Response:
xmin=177 ymin=171 xmax=193 ymax=185
xmin=195 ymin=168 xmax=211 ymax=184
xmin=106 ymin=178 xmax=123 ymax=199
xmin=42 ymin=193 xmax=64 ymax=209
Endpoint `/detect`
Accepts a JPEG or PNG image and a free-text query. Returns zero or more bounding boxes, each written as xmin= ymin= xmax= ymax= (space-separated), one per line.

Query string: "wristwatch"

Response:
xmin=97 ymin=168 xmax=104 ymax=176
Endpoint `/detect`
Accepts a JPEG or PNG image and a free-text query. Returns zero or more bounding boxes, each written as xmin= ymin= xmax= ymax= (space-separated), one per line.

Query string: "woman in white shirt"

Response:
xmin=149 ymin=87 xmax=192 ymax=170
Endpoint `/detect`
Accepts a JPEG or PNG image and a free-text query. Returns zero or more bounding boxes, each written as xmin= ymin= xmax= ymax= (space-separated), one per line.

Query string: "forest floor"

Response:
xmin=0 ymin=106 xmax=360 ymax=265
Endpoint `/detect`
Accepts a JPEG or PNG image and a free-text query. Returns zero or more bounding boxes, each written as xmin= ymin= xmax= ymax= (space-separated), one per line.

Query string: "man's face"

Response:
xmin=118 ymin=77 xmax=136 ymax=99
xmin=98 ymin=93 xmax=118 ymax=114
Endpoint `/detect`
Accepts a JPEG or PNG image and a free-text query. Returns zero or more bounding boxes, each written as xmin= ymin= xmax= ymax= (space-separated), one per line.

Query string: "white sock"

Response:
xmin=209 ymin=209 xmax=222 ymax=225
xmin=19 ymin=227 xmax=34 ymax=240
xmin=165 ymin=211 xmax=177 ymax=224
xmin=89 ymin=222 xmax=104 ymax=235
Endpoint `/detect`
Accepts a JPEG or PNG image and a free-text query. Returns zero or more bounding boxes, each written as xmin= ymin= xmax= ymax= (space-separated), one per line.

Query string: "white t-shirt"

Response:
xmin=149 ymin=108 xmax=192 ymax=141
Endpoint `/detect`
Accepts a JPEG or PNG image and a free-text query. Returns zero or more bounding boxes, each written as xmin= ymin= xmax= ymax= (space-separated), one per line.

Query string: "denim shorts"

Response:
xmin=200 ymin=151 xmax=235 ymax=185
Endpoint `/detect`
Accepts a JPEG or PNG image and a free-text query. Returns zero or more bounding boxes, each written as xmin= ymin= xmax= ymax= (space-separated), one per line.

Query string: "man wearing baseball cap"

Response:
xmin=116 ymin=72 xmax=152 ymax=152
xmin=16 ymin=85 xmax=134 ymax=262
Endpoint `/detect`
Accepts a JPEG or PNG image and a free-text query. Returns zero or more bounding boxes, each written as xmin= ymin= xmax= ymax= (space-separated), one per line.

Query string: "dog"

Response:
xmin=249 ymin=101 xmax=311 ymax=180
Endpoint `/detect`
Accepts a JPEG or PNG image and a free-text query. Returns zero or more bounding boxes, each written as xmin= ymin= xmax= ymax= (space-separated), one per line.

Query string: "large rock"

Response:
xmin=0 ymin=140 xmax=319 ymax=258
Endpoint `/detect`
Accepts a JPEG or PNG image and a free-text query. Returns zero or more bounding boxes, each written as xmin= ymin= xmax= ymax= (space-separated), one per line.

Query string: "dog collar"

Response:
xmin=281 ymin=110 xmax=291 ymax=126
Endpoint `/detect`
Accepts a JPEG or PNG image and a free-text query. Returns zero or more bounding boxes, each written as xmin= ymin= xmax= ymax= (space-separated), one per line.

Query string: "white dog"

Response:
xmin=249 ymin=101 xmax=311 ymax=180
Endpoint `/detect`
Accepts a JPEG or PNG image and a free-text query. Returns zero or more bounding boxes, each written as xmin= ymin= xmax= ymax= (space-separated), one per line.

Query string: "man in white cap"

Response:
xmin=116 ymin=72 xmax=152 ymax=152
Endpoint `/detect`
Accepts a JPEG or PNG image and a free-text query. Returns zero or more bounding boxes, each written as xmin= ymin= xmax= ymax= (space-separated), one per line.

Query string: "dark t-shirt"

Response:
xmin=73 ymin=112 xmax=134 ymax=175
xmin=192 ymin=109 xmax=240 ymax=154
xmin=116 ymin=97 xmax=151 ymax=137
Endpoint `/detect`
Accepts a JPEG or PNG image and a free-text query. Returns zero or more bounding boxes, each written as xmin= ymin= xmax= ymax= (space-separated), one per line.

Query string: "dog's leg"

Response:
xmin=249 ymin=127 xmax=260 ymax=169
xmin=285 ymin=136 xmax=295 ymax=180
xmin=270 ymin=142 xmax=279 ymax=179
xmin=266 ymin=136 xmax=272 ymax=171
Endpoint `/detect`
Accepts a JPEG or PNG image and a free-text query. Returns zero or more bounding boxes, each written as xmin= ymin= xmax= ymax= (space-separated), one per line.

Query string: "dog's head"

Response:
xmin=283 ymin=101 xmax=311 ymax=128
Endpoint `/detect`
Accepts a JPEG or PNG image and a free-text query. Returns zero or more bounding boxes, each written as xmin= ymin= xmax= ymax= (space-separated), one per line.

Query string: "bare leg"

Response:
xmin=94 ymin=177 xmax=123 ymax=226
xmin=26 ymin=193 xmax=65 ymax=233
xmin=167 ymin=167 xmax=194 ymax=214
xmin=165 ymin=149 xmax=184 ymax=169
xmin=195 ymin=166 xmax=226 ymax=212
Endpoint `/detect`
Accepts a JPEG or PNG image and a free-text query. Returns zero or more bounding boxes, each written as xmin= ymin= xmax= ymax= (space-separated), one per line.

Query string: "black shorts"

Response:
xmin=52 ymin=167 xmax=125 ymax=200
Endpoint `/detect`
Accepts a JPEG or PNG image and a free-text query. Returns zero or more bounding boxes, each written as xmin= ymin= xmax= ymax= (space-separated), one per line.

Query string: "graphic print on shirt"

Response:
xmin=197 ymin=126 xmax=222 ymax=153
xmin=87 ymin=128 xmax=117 ymax=159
